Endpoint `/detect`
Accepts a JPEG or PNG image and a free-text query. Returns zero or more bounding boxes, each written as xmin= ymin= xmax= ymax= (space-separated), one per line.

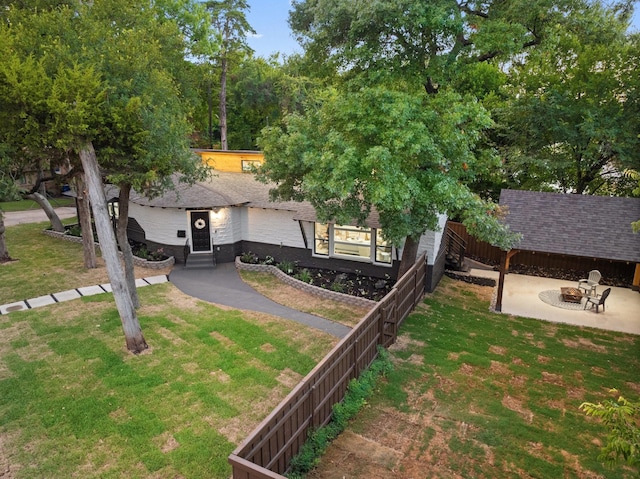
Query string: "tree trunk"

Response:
xmin=219 ymin=55 xmax=228 ymax=150
xmin=0 ymin=212 xmax=11 ymax=262
xmin=79 ymin=142 xmax=147 ymax=354
xmin=117 ymin=183 xmax=140 ymax=309
xmin=26 ymin=192 xmax=65 ymax=232
xmin=74 ymin=174 xmax=97 ymax=269
xmin=207 ymin=78 xmax=214 ymax=149
xmin=397 ymin=236 xmax=420 ymax=280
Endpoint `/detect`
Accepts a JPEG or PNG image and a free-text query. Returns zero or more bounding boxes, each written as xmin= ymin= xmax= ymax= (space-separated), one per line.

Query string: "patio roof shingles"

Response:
xmin=499 ymin=189 xmax=640 ymax=263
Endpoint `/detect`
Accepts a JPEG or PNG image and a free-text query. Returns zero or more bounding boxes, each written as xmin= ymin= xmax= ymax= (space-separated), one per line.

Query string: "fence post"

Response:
xmin=309 ymin=385 xmax=317 ymax=428
xmin=352 ymin=339 xmax=358 ymax=378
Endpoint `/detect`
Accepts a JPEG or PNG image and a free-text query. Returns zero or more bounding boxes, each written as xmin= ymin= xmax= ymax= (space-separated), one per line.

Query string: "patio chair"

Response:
xmin=578 ymin=270 xmax=601 ymax=296
xmin=584 ymin=287 xmax=611 ymax=313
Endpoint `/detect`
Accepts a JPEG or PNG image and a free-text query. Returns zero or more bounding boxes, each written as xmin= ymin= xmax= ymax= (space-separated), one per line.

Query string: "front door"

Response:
xmin=190 ymin=211 xmax=211 ymax=253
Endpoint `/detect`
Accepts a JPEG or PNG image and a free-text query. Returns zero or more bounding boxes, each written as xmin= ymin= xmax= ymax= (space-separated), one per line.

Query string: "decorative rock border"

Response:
xmin=445 ymin=269 xmax=497 ymax=287
xmin=235 ymin=257 xmax=376 ymax=309
xmin=43 ymin=229 xmax=175 ymax=270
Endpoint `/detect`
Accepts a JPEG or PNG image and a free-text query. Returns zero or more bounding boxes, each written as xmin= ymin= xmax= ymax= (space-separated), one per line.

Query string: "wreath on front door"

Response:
xmin=194 ymin=218 xmax=206 ymax=230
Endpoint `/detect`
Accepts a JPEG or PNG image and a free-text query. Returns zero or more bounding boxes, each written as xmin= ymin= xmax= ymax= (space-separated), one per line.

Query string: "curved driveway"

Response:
xmin=169 ymin=262 xmax=352 ymax=338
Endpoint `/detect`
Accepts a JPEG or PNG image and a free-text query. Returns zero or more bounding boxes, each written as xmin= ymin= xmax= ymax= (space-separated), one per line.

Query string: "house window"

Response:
xmin=108 ymin=200 xmax=119 ymax=219
xmin=314 ymin=223 xmax=329 ymax=256
xmin=333 ymin=225 xmax=372 ymax=261
xmin=241 ymin=160 xmax=261 ymax=172
xmin=314 ymin=223 xmax=392 ymax=264
xmin=375 ymin=231 xmax=392 ymax=264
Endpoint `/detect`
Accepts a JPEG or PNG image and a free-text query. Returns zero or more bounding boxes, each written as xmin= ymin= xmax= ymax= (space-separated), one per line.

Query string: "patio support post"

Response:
xmin=633 ymin=263 xmax=640 ymax=293
xmin=496 ymin=249 xmax=518 ymax=312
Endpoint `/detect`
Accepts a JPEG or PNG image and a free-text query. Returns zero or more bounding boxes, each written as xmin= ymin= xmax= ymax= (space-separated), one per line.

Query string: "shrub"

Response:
xmin=263 ymin=255 xmax=276 ymax=265
xmin=580 ymin=390 xmax=640 ymax=467
xmin=65 ymin=224 xmax=82 ymax=237
xmin=240 ymin=251 xmax=259 ymax=264
xmin=277 ymin=260 xmax=296 ymax=274
xmin=295 ymin=268 xmax=313 ymax=284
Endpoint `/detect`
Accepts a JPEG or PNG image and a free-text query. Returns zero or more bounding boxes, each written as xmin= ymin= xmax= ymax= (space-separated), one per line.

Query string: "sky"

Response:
xmin=245 ymin=1 xmax=640 ymax=59
xmin=245 ymin=1 xmax=301 ymax=59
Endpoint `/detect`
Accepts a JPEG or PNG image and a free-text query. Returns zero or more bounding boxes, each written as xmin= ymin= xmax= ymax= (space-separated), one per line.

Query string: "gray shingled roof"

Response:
xmin=123 ymin=172 xmax=383 ymax=228
xmin=499 ymin=189 xmax=640 ymax=262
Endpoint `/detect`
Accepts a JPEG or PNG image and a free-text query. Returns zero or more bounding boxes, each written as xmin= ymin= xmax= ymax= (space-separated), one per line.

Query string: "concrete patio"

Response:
xmin=470 ymin=268 xmax=640 ymax=336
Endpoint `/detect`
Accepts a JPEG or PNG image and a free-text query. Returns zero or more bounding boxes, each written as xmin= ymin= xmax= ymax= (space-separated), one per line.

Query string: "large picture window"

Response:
xmin=313 ymin=223 xmax=392 ymax=264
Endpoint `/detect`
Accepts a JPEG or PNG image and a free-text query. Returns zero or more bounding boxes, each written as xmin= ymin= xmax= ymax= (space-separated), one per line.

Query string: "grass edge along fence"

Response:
xmin=228 ymin=254 xmax=427 ymax=479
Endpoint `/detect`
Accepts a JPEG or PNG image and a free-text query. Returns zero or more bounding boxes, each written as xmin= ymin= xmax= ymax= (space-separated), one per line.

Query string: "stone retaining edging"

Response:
xmin=235 ymin=257 xmax=376 ymax=309
xmin=43 ymin=229 xmax=175 ymax=270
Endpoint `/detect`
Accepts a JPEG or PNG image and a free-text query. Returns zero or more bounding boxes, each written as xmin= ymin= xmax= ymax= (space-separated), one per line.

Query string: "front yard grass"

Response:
xmin=0 ymin=284 xmax=338 ymax=478
xmin=0 ymin=222 xmax=172 ymax=304
xmin=309 ymin=278 xmax=640 ymax=478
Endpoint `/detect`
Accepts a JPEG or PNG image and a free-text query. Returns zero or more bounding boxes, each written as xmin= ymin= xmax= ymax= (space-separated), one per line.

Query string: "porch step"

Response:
xmin=445 ymin=254 xmax=470 ymax=272
xmin=185 ymin=253 xmax=216 ymax=269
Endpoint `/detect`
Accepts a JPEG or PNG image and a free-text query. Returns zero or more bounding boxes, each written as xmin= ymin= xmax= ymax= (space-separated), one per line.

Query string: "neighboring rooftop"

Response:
xmin=499 ymin=189 xmax=640 ymax=262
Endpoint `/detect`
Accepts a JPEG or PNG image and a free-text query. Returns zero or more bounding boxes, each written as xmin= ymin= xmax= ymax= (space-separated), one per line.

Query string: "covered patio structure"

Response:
xmin=472 ymin=268 xmax=640 ymax=335
xmin=494 ymin=190 xmax=640 ymax=317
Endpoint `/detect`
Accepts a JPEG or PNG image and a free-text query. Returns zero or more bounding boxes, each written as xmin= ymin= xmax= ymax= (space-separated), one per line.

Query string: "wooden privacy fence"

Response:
xmin=228 ymin=254 xmax=427 ymax=479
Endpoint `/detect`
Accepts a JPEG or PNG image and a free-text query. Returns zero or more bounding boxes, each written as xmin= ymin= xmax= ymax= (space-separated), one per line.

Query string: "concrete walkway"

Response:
xmin=169 ymin=262 xmax=352 ymax=338
xmin=0 ymin=275 xmax=170 ymax=315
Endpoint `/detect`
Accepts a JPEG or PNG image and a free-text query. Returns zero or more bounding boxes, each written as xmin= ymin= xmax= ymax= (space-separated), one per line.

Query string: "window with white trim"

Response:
xmin=314 ymin=223 xmax=329 ymax=256
xmin=313 ymin=223 xmax=392 ymax=264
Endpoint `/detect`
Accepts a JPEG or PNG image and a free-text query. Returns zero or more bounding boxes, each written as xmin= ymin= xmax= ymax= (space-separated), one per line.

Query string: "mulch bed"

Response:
xmin=467 ymin=255 xmax=631 ymax=288
xmin=297 ymin=267 xmax=395 ymax=302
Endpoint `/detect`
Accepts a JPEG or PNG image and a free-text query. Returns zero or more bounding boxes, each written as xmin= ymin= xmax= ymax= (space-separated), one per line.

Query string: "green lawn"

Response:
xmin=0 ymin=285 xmax=337 ymax=478
xmin=312 ymin=278 xmax=640 ymax=478
xmin=0 ymin=222 xmax=338 ymax=478
xmin=1 ymin=221 xmax=107 ymax=303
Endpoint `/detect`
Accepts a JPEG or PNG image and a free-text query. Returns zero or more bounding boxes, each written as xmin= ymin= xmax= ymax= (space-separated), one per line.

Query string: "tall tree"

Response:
xmin=259 ymin=0 xmax=574 ymax=273
xmin=204 ymin=0 xmax=255 ymax=150
xmin=259 ymin=86 xmax=519 ymax=277
xmin=73 ymin=173 xmax=97 ymax=269
xmin=0 ymin=29 xmax=71 ymax=232
xmin=0 ymin=212 xmax=8 ymax=263
xmin=83 ymin=0 xmax=209 ymax=308
xmin=0 ymin=0 xmax=207 ymax=352
xmin=497 ymin=2 xmax=639 ymax=194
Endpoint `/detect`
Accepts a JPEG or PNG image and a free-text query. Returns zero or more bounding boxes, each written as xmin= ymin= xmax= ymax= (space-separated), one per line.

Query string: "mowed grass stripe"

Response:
xmin=0 ymin=284 xmax=337 ymax=478
xmin=325 ymin=278 xmax=639 ymax=478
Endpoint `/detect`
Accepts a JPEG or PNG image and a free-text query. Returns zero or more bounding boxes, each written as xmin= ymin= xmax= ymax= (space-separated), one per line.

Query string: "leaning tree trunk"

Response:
xmin=26 ymin=192 xmax=65 ymax=232
xmin=397 ymin=235 xmax=420 ymax=280
xmin=74 ymin=174 xmax=97 ymax=269
xmin=117 ymin=183 xmax=140 ymax=309
xmin=79 ymin=142 xmax=147 ymax=354
xmin=219 ymin=55 xmax=228 ymax=150
xmin=0 ymin=212 xmax=11 ymax=262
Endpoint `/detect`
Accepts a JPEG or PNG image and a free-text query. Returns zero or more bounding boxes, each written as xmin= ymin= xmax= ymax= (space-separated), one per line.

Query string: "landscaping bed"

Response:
xmin=239 ymin=253 xmax=395 ymax=302
xmin=468 ymin=255 xmax=632 ymax=288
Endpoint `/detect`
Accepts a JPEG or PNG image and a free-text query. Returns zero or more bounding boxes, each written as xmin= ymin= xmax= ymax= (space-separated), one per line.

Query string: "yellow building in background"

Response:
xmin=193 ymin=149 xmax=263 ymax=173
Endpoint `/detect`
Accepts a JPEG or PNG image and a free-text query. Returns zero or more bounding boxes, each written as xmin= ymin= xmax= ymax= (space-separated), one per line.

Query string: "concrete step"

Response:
xmin=185 ymin=253 xmax=216 ymax=269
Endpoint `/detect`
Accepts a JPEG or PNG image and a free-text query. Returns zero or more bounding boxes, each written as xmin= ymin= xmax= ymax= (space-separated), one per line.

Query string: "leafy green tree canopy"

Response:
xmin=258 ymin=86 xmax=519 ymax=251
xmin=497 ymin=2 xmax=640 ymax=194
